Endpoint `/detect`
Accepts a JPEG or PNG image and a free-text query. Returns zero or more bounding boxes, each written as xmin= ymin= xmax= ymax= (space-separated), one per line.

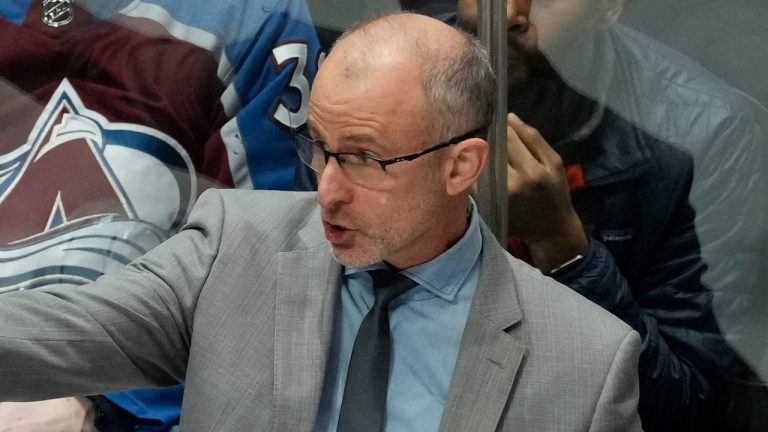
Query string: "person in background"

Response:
xmin=0 ymin=0 xmax=321 ymax=430
xmin=448 ymin=0 xmax=768 ymax=430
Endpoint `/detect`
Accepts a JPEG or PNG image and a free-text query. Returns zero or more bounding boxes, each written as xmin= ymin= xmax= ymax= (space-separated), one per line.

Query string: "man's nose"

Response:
xmin=507 ymin=0 xmax=532 ymax=27
xmin=317 ymin=158 xmax=353 ymax=208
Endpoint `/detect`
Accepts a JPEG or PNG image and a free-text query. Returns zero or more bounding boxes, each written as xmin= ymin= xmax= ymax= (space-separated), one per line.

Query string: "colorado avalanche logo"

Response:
xmin=0 ymin=79 xmax=196 ymax=292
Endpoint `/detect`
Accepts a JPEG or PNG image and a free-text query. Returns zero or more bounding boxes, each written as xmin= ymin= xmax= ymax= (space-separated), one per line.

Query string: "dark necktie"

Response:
xmin=336 ymin=269 xmax=418 ymax=432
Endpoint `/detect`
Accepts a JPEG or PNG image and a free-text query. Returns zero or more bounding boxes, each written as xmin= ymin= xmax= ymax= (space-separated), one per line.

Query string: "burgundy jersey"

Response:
xmin=0 ymin=0 xmax=321 ymax=292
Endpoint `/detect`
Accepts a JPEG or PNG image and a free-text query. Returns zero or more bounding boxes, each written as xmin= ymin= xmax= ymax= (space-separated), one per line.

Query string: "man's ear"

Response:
xmin=443 ymin=138 xmax=488 ymax=196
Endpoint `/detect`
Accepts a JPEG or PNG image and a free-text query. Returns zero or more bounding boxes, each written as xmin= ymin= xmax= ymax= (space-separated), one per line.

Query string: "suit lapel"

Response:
xmin=273 ymin=215 xmax=341 ymax=432
xmin=269 ymin=212 xmax=527 ymax=431
xmin=439 ymin=226 xmax=527 ymax=432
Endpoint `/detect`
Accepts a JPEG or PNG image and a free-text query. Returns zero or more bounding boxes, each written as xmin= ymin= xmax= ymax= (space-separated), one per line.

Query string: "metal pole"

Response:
xmin=476 ymin=0 xmax=508 ymax=244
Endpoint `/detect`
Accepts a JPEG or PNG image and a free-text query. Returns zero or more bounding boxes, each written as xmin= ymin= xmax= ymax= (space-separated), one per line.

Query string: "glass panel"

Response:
xmin=1 ymin=0 xmax=322 ymax=429
xmin=3 ymin=0 xmax=767 ymax=430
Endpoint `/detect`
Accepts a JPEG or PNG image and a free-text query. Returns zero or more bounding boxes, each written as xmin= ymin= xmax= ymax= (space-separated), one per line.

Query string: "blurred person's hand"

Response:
xmin=0 ymin=397 xmax=97 ymax=432
xmin=506 ymin=113 xmax=588 ymax=273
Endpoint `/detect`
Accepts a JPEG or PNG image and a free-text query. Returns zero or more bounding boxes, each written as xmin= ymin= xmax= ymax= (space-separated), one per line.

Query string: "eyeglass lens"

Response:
xmin=294 ymin=134 xmax=387 ymax=185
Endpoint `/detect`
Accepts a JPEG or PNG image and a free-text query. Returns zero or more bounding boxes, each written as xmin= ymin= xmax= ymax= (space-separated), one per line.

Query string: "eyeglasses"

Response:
xmin=293 ymin=127 xmax=484 ymax=186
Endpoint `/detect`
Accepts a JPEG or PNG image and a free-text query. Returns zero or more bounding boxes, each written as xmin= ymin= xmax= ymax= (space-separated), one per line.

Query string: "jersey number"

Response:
xmin=272 ymin=42 xmax=310 ymax=129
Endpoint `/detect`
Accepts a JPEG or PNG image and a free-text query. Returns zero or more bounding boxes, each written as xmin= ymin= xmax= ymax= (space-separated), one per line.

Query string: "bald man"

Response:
xmin=0 ymin=13 xmax=642 ymax=432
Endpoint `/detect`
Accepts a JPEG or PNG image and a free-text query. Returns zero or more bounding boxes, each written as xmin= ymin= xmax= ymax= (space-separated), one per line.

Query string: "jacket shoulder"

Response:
xmin=214 ymin=189 xmax=317 ymax=217
xmin=487 ymin=250 xmax=641 ymax=429
xmin=188 ymin=189 xmax=319 ymax=254
xmin=510 ymin=257 xmax=635 ymax=347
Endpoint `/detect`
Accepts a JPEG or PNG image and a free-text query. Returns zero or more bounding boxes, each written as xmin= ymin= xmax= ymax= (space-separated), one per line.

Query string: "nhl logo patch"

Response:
xmin=42 ymin=0 xmax=73 ymax=28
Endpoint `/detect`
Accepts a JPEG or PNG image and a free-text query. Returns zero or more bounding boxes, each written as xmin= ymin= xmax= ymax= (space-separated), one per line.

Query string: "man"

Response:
xmin=0 ymin=13 xmax=642 ymax=431
xmin=0 ymin=0 xmax=320 ymax=429
xmin=453 ymin=0 xmax=767 ymax=430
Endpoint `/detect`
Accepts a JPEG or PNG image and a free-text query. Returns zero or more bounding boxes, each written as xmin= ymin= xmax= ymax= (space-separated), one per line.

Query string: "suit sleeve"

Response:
xmin=101 ymin=1 xmax=322 ymax=428
xmin=589 ymin=330 xmax=643 ymax=432
xmin=0 ymin=189 xmax=226 ymax=402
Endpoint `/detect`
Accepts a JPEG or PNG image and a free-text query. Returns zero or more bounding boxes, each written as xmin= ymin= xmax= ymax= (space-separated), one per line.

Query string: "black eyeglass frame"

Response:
xmin=293 ymin=127 xmax=485 ymax=173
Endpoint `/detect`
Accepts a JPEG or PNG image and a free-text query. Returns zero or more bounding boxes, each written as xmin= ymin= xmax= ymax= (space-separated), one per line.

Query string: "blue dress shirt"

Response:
xmin=314 ymin=202 xmax=483 ymax=432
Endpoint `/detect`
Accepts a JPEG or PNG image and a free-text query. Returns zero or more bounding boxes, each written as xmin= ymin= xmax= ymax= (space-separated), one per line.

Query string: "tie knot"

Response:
xmin=368 ymin=269 xmax=418 ymax=309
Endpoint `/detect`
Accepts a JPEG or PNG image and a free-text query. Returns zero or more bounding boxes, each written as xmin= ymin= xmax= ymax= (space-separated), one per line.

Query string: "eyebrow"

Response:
xmin=342 ymin=134 xmax=378 ymax=145
xmin=306 ymin=124 xmax=383 ymax=151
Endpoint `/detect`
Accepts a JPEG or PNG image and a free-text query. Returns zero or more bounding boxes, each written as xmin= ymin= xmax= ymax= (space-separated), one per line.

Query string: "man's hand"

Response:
xmin=506 ymin=113 xmax=588 ymax=273
xmin=0 ymin=398 xmax=98 ymax=432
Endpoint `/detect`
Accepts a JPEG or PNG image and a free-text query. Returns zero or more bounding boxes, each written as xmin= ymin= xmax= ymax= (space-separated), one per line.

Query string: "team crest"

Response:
xmin=0 ymin=79 xmax=196 ymax=292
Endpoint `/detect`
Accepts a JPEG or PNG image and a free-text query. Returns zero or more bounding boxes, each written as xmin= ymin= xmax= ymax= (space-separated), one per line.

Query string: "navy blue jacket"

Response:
xmin=556 ymin=108 xmax=735 ymax=432
xmin=486 ymin=14 xmax=765 ymax=428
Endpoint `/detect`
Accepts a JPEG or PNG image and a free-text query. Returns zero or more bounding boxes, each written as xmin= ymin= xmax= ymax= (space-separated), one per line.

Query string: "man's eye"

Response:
xmin=359 ymin=149 xmax=383 ymax=160
xmin=361 ymin=153 xmax=378 ymax=162
xmin=343 ymin=153 xmax=376 ymax=166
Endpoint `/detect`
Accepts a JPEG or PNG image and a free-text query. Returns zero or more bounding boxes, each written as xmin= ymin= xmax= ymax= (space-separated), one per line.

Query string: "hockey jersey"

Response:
xmin=0 ymin=0 xmax=321 ymax=429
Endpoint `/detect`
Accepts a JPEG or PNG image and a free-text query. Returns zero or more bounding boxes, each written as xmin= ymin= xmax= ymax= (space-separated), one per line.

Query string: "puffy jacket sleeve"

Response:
xmin=557 ymin=171 xmax=734 ymax=431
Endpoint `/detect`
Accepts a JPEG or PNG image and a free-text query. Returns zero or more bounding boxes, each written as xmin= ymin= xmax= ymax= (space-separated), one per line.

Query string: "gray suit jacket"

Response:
xmin=0 ymin=189 xmax=642 ymax=431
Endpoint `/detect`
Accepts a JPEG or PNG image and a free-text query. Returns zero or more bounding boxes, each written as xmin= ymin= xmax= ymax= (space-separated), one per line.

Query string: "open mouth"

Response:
xmin=323 ymin=221 xmax=352 ymax=244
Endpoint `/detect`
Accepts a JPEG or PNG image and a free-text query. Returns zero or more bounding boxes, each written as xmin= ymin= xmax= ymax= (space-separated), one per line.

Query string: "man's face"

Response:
xmin=457 ymin=0 xmax=607 ymax=83
xmin=309 ymin=58 xmax=451 ymax=269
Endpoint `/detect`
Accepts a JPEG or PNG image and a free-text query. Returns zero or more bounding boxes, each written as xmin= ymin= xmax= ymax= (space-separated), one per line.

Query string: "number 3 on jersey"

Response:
xmin=272 ymin=42 xmax=312 ymax=129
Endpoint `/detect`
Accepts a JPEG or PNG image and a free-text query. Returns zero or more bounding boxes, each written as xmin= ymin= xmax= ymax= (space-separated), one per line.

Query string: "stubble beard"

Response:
xmin=329 ymin=172 xmax=443 ymax=268
xmin=507 ymin=38 xmax=548 ymax=87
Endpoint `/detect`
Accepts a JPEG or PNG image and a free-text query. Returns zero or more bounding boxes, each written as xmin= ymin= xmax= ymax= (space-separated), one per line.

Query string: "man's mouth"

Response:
xmin=325 ymin=221 xmax=347 ymax=231
xmin=323 ymin=221 xmax=353 ymax=244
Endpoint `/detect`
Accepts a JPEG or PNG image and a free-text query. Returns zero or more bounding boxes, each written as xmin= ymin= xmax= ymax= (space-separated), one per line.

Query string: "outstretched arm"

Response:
xmin=0 ymin=190 xmax=226 ymax=402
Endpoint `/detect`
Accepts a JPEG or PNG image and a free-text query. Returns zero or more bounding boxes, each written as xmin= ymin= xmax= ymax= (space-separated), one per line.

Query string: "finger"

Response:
xmin=506 ymin=162 xmax=527 ymax=195
xmin=507 ymin=113 xmax=559 ymax=164
xmin=506 ymin=115 xmax=538 ymax=168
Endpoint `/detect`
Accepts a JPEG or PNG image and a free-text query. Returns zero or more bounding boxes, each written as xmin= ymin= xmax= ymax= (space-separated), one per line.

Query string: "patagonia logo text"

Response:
xmin=601 ymin=229 xmax=634 ymax=242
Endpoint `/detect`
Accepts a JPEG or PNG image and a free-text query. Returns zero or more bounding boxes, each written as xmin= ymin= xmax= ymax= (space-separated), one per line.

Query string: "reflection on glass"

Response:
xmin=1 ymin=0 xmax=320 ymax=289
xmin=451 ymin=0 xmax=767 ymax=430
xmin=0 ymin=0 xmax=321 ymax=430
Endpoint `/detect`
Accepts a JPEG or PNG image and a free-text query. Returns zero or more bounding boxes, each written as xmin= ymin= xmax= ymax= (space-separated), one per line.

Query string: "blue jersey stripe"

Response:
xmin=0 ymin=0 xmax=31 ymax=25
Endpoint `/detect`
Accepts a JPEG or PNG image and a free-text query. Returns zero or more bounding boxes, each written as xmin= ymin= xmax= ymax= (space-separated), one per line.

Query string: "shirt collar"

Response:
xmin=344 ymin=198 xmax=483 ymax=301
